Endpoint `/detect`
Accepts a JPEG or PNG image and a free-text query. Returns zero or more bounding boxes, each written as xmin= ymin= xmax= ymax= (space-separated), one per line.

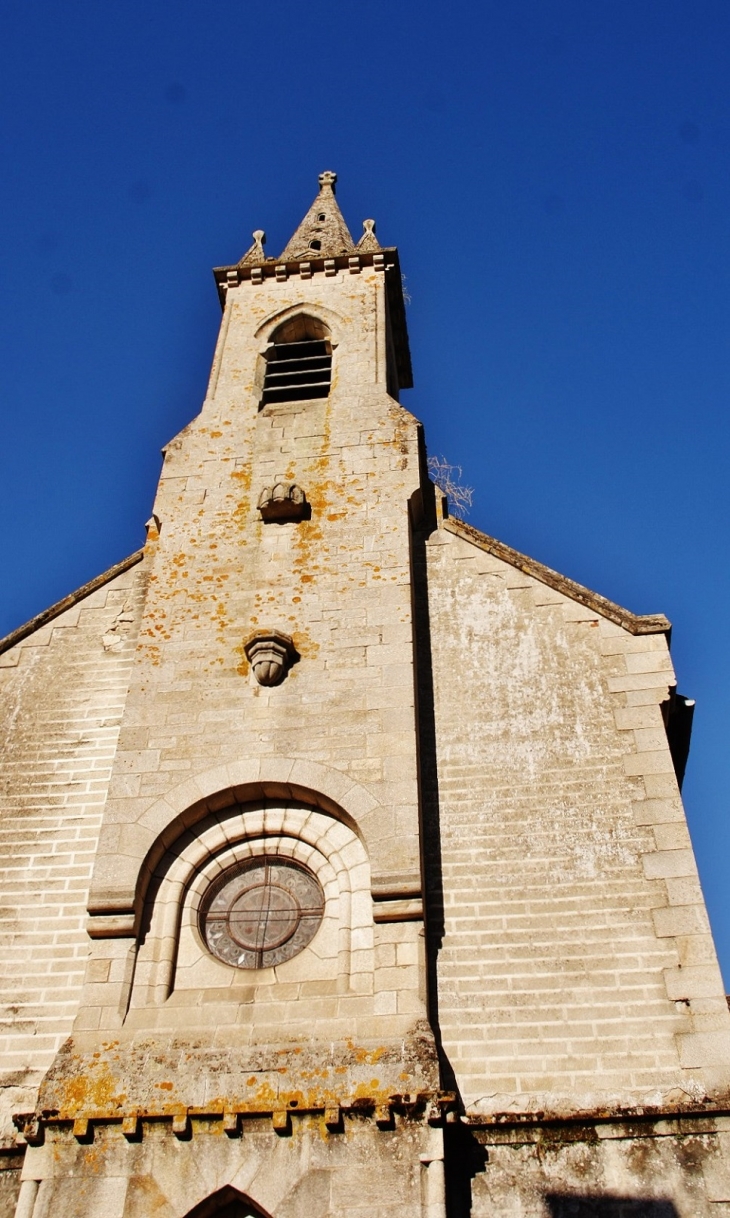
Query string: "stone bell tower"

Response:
xmin=6 ymin=172 xmax=448 ymax=1218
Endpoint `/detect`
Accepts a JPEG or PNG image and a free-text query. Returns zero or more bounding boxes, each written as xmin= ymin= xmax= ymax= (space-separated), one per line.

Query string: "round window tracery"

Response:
xmin=200 ymin=857 xmax=325 ymax=970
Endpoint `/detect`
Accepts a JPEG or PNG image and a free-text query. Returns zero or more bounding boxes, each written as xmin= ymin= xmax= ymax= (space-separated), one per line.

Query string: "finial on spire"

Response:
xmin=355 ymin=218 xmax=382 ymax=254
xmin=318 ymin=170 xmax=337 ymax=192
xmin=237 ymin=229 xmax=267 ymax=268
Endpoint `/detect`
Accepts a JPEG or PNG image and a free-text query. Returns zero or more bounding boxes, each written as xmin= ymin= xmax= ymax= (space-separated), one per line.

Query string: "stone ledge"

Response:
xmin=463 ymin=1101 xmax=730 ymax=1139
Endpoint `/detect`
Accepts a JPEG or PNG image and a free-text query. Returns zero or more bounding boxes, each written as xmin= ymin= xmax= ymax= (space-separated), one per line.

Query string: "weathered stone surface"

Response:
xmin=1 ymin=174 xmax=729 ymax=1216
xmin=24 ymin=1116 xmax=433 ymax=1218
xmin=0 ymin=562 xmax=147 ymax=1138
xmin=423 ymin=518 xmax=730 ymax=1117
xmin=38 ymin=1025 xmax=440 ymax=1120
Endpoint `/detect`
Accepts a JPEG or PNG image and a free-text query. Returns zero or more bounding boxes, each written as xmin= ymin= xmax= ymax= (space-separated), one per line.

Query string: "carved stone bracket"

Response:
xmin=244 ymin=630 xmax=298 ymax=686
xmin=257 ymin=483 xmax=309 ymax=522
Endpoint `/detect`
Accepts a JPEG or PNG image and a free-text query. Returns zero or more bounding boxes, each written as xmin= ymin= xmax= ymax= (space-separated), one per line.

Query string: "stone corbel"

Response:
xmin=244 ymin=630 xmax=298 ymax=686
xmin=257 ymin=483 xmax=309 ymax=523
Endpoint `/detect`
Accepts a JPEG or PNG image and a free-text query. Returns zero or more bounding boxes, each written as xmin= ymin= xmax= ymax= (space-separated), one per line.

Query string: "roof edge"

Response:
xmin=0 ymin=549 xmax=145 ymax=657
xmin=443 ymin=517 xmax=671 ymax=637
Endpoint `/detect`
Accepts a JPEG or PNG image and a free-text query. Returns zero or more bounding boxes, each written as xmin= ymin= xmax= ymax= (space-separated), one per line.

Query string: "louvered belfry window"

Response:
xmin=261 ymin=315 xmax=332 ymax=406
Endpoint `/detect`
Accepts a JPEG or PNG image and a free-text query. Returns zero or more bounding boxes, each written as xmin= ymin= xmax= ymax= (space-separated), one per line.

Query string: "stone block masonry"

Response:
xmin=0 ymin=562 xmax=146 ymax=1141
xmin=3 ymin=173 xmax=730 ymax=1217
xmin=425 ymin=519 xmax=730 ymax=1117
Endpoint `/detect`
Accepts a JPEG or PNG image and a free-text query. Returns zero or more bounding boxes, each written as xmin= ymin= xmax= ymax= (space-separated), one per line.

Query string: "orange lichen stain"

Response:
xmin=292 ymin=630 xmax=319 ymax=661
xmin=353 ymin=1080 xmax=381 ymax=1100
xmin=157 ymin=1082 xmax=174 ymax=1091
xmin=231 ymin=462 xmax=252 ymax=533
xmin=346 ymin=1040 xmax=386 ymax=1065
xmin=240 ymin=1081 xmax=280 ymax=1108
xmin=52 ymin=1058 xmax=128 ymax=1118
xmin=234 ymin=643 xmax=250 ymax=677
xmin=82 ymin=1145 xmax=104 ymax=1171
xmin=298 ymin=1067 xmax=329 ymax=1081
xmin=138 ymin=644 xmax=162 ymax=666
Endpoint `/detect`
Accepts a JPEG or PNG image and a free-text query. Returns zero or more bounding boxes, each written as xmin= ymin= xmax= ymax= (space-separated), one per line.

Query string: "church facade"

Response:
xmin=2 ymin=173 xmax=730 ymax=1218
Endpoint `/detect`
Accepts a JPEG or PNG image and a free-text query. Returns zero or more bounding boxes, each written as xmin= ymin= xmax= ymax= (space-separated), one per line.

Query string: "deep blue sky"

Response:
xmin=2 ymin=1 xmax=729 ymax=977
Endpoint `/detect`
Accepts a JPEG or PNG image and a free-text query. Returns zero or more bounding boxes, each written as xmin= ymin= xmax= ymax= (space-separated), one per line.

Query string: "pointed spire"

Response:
xmin=237 ymin=229 xmax=267 ymax=267
xmin=355 ymin=218 xmax=382 ymax=254
xmin=279 ymin=171 xmax=355 ymax=261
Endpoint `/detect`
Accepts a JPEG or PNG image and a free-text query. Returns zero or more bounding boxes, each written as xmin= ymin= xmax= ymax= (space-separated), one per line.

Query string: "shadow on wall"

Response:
xmin=545 ymin=1197 xmax=679 ymax=1218
xmin=409 ymin=481 xmax=456 ymax=1096
xmin=444 ymin=1123 xmax=489 ymax=1218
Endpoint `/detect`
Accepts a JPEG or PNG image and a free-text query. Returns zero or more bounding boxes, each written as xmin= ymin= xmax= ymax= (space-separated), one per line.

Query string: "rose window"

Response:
xmin=200 ymin=857 xmax=324 ymax=969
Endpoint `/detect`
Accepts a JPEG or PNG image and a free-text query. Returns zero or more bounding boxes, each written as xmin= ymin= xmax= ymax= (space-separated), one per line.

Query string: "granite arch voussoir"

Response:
xmin=87 ymin=759 xmax=381 ymax=927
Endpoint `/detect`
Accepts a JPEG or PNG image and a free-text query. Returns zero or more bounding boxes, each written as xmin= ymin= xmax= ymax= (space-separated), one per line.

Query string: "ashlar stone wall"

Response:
xmin=425 ymin=516 xmax=730 ymax=1117
xmin=81 ymin=261 xmax=430 ymax=1056
xmin=0 ymin=560 xmax=146 ymax=1139
xmin=3 ymin=253 xmax=445 ymax=1218
xmin=19 ymin=1113 xmax=443 ymax=1218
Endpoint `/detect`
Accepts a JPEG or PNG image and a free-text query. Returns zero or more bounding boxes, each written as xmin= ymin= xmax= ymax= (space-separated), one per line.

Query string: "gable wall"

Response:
xmin=0 ymin=563 xmax=146 ymax=1137
xmin=424 ymin=523 xmax=730 ymax=1114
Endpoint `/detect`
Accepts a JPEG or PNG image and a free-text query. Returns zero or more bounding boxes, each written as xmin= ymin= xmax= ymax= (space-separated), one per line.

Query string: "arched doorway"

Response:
xmin=183 ymin=1186 xmax=269 ymax=1218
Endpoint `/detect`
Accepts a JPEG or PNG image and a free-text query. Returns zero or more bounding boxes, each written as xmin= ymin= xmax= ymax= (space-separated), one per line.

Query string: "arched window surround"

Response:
xmin=127 ymin=799 xmax=372 ymax=1013
xmin=252 ymin=305 xmax=345 ymax=410
xmin=260 ymin=314 xmax=332 ymax=406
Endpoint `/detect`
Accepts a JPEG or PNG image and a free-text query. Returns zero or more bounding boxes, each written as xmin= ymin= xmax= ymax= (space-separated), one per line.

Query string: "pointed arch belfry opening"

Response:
xmin=260 ymin=313 xmax=332 ymax=405
xmin=183 ymin=1185 xmax=271 ymax=1218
